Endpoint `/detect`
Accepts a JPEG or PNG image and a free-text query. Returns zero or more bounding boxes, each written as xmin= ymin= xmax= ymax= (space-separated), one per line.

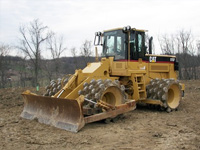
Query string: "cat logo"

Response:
xmin=149 ymin=56 xmax=156 ymax=63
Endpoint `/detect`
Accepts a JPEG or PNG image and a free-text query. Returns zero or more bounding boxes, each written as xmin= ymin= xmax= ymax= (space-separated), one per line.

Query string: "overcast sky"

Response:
xmin=0 ymin=0 xmax=200 ymax=57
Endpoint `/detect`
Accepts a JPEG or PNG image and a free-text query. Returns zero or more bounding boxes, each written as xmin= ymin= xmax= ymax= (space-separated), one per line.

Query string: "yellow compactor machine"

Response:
xmin=21 ymin=26 xmax=185 ymax=132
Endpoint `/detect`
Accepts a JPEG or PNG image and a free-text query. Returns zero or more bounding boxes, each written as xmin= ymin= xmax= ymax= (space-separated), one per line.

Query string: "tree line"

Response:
xmin=0 ymin=19 xmax=200 ymax=88
xmin=0 ymin=19 xmax=94 ymax=88
xmin=158 ymin=30 xmax=200 ymax=80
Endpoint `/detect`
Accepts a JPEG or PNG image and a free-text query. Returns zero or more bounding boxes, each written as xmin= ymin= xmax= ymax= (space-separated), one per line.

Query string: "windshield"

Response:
xmin=102 ymin=30 xmax=127 ymax=60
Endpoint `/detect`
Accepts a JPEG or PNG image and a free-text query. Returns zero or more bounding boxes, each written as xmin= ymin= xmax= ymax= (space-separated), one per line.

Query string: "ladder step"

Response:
xmin=135 ymin=75 xmax=143 ymax=77
xmin=139 ymin=90 xmax=145 ymax=92
xmin=137 ymin=82 xmax=144 ymax=85
xmin=133 ymin=74 xmax=146 ymax=100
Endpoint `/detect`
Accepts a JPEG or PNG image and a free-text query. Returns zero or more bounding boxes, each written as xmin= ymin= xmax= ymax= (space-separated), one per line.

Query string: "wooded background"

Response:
xmin=1 ymin=19 xmax=200 ymax=88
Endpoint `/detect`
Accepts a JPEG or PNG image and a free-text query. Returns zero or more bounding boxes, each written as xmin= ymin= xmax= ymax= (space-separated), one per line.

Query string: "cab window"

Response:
xmin=130 ymin=31 xmax=145 ymax=60
xmin=103 ymin=30 xmax=127 ymax=60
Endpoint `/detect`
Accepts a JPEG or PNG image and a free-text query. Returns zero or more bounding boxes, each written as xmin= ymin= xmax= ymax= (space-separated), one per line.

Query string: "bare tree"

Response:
xmin=158 ymin=34 xmax=175 ymax=55
xmin=18 ymin=19 xmax=51 ymax=86
xmin=80 ymin=40 xmax=92 ymax=66
xmin=158 ymin=29 xmax=200 ymax=80
xmin=176 ymin=29 xmax=196 ymax=79
xmin=71 ymin=47 xmax=79 ymax=69
xmin=18 ymin=55 xmax=30 ymax=87
xmin=197 ymin=41 xmax=200 ymax=79
xmin=197 ymin=40 xmax=200 ymax=56
xmin=177 ymin=29 xmax=194 ymax=54
xmin=0 ymin=43 xmax=10 ymax=88
xmin=41 ymin=59 xmax=54 ymax=82
xmin=46 ymin=33 xmax=67 ymax=78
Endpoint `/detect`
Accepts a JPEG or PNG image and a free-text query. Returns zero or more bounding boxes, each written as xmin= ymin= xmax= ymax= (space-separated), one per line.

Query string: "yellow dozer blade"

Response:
xmin=21 ymin=91 xmax=136 ymax=132
xmin=21 ymin=91 xmax=85 ymax=132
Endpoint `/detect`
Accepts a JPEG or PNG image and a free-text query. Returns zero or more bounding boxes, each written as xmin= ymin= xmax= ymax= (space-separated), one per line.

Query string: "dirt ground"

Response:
xmin=0 ymin=80 xmax=200 ymax=150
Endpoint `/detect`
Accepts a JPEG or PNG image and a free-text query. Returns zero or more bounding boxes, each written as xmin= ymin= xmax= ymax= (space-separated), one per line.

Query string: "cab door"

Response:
xmin=130 ymin=31 xmax=145 ymax=60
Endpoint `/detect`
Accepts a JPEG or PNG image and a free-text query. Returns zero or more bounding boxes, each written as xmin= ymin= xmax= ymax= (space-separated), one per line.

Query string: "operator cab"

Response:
xmin=94 ymin=26 xmax=152 ymax=61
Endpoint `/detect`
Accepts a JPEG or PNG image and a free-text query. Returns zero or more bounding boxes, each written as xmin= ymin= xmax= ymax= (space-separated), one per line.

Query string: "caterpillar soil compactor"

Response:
xmin=21 ymin=26 xmax=185 ymax=132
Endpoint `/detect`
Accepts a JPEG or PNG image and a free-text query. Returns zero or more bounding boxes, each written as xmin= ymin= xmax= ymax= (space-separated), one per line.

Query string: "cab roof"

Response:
xmin=104 ymin=27 xmax=148 ymax=33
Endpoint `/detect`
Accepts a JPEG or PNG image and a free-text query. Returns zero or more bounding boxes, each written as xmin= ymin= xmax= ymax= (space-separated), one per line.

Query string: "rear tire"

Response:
xmin=166 ymin=82 xmax=181 ymax=109
xmin=147 ymin=78 xmax=182 ymax=112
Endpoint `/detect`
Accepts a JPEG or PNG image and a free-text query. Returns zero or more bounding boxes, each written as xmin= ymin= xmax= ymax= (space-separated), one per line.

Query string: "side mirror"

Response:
xmin=94 ymin=32 xmax=102 ymax=46
xmin=149 ymin=37 xmax=153 ymax=54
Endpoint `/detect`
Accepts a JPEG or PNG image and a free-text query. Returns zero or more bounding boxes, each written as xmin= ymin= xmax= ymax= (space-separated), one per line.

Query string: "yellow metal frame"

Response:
xmin=53 ymin=27 xmax=184 ymax=105
xmin=53 ymin=55 xmax=181 ymax=104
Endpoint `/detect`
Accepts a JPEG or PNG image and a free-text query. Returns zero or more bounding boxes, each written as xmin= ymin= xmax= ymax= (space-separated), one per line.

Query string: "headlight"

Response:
xmin=123 ymin=26 xmax=127 ymax=32
xmin=127 ymin=25 xmax=131 ymax=30
xmin=123 ymin=26 xmax=131 ymax=32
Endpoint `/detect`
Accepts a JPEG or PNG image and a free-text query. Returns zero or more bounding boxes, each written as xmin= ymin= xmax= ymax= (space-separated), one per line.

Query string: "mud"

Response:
xmin=0 ymin=80 xmax=200 ymax=150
